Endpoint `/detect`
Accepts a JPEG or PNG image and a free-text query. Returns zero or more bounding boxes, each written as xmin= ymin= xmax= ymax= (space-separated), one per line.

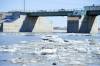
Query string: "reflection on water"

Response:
xmin=0 ymin=32 xmax=100 ymax=66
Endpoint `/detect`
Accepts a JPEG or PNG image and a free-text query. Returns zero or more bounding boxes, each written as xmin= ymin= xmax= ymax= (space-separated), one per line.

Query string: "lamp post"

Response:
xmin=24 ymin=0 xmax=25 ymax=12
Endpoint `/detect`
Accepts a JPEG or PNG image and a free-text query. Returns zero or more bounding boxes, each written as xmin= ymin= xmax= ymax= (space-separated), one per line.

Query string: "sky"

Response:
xmin=0 ymin=0 xmax=100 ymax=11
xmin=0 ymin=0 xmax=100 ymax=27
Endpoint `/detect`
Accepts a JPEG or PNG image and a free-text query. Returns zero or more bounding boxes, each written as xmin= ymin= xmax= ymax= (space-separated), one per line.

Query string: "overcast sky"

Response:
xmin=0 ymin=0 xmax=100 ymax=27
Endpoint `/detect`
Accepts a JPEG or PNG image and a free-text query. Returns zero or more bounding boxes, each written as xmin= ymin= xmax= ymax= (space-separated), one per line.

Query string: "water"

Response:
xmin=0 ymin=33 xmax=42 ymax=45
xmin=0 ymin=32 xmax=100 ymax=66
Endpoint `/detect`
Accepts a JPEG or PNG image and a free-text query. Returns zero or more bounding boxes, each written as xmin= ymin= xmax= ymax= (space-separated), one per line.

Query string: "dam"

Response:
xmin=0 ymin=6 xmax=100 ymax=33
xmin=0 ymin=4 xmax=100 ymax=66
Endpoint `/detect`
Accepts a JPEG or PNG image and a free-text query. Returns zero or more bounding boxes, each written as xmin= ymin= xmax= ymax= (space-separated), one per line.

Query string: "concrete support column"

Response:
xmin=0 ymin=23 xmax=3 ymax=32
xmin=20 ymin=16 xmax=38 ymax=32
xmin=33 ymin=17 xmax=53 ymax=32
xmin=79 ymin=15 xmax=96 ymax=33
xmin=67 ymin=16 xmax=79 ymax=33
xmin=0 ymin=14 xmax=3 ymax=32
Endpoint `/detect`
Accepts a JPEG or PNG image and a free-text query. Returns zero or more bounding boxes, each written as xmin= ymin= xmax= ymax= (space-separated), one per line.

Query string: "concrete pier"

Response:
xmin=3 ymin=15 xmax=53 ymax=32
xmin=90 ymin=16 xmax=99 ymax=34
xmin=0 ymin=14 xmax=3 ymax=32
xmin=33 ymin=17 xmax=53 ymax=32
xmin=20 ymin=16 xmax=38 ymax=32
xmin=3 ymin=15 xmax=25 ymax=32
xmin=0 ymin=23 xmax=3 ymax=32
xmin=67 ymin=16 xmax=79 ymax=33
xmin=20 ymin=16 xmax=53 ymax=32
xmin=79 ymin=15 xmax=96 ymax=33
xmin=1 ymin=5 xmax=100 ymax=33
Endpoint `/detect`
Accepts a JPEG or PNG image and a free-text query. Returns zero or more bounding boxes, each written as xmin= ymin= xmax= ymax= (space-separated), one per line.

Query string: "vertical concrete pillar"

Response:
xmin=0 ymin=14 xmax=3 ymax=32
xmin=79 ymin=15 xmax=96 ymax=33
xmin=20 ymin=16 xmax=38 ymax=32
xmin=67 ymin=16 xmax=79 ymax=33
xmin=0 ymin=23 xmax=3 ymax=32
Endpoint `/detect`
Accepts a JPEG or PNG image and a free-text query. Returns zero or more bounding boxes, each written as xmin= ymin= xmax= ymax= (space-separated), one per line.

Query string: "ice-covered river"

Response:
xmin=0 ymin=32 xmax=100 ymax=66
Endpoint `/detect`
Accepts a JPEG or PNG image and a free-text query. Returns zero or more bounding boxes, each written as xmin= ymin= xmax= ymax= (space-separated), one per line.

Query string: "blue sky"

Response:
xmin=0 ymin=0 xmax=100 ymax=27
xmin=0 ymin=0 xmax=100 ymax=11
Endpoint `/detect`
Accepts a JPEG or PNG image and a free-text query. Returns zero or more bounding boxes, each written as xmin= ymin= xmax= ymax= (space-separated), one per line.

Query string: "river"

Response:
xmin=0 ymin=32 xmax=100 ymax=66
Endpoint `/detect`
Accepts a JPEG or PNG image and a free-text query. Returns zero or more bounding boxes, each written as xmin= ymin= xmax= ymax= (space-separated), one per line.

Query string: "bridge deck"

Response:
xmin=85 ymin=6 xmax=100 ymax=15
xmin=6 ymin=6 xmax=100 ymax=16
xmin=20 ymin=11 xmax=82 ymax=16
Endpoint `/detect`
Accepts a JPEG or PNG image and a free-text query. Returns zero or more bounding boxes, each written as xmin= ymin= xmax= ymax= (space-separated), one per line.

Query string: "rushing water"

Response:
xmin=0 ymin=32 xmax=100 ymax=66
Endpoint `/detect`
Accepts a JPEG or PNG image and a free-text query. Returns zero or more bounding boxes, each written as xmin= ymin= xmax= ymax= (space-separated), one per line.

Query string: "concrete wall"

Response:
xmin=19 ymin=16 xmax=38 ymax=32
xmin=0 ymin=23 xmax=3 ymax=32
xmin=3 ymin=15 xmax=25 ymax=32
xmin=0 ymin=14 xmax=3 ymax=32
xmin=2 ymin=13 xmax=98 ymax=33
xmin=67 ymin=17 xmax=79 ymax=33
xmin=0 ymin=14 xmax=2 ymax=20
xmin=79 ymin=15 xmax=96 ymax=33
xmin=90 ymin=16 xmax=99 ymax=34
xmin=79 ymin=15 xmax=84 ymax=29
xmin=33 ymin=17 xmax=53 ymax=32
xmin=3 ymin=15 xmax=53 ymax=32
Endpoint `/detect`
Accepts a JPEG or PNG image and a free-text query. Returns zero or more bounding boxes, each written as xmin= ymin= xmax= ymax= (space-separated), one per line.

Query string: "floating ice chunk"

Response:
xmin=92 ymin=50 xmax=100 ymax=55
xmin=68 ymin=40 xmax=85 ymax=44
xmin=48 ymin=35 xmax=64 ymax=43
xmin=69 ymin=60 xmax=83 ymax=64
xmin=11 ymin=58 xmax=37 ymax=64
xmin=41 ymin=35 xmax=54 ymax=39
xmin=0 ymin=47 xmax=17 ymax=52
xmin=20 ymin=33 xmax=27 ymax=36
xmin=40 ymin=49 xmax=57 ymax=55
xmin=41 ymin=35 xmax=65 ymax=43
xmin=46 ymin=55 xmax=57 ymax=59
xmin=75 ymin=47 xmax=87 ymax=53
xmin=50 ymin=37 xmax=65 ymax=43
xmin=20 ymin=41 xmax=28 ymax=44
xmin=22 ymin=64 xmax=27 ymax=66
